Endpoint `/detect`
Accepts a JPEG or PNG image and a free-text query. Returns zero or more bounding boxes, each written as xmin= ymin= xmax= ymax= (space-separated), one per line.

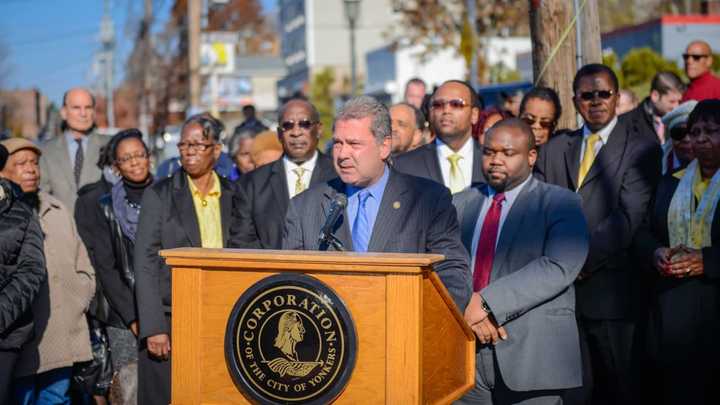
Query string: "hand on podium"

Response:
xmin=147 ymin=333 xmax=171 ymax=360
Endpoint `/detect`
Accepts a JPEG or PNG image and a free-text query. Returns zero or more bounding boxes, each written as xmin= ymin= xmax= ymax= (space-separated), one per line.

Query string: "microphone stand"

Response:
xmin=318 ymin=232 xmax=346 ymax=252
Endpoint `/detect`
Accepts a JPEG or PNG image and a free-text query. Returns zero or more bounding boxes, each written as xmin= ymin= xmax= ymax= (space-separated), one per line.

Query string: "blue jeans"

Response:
xmin=13 ymin=367 xmax=72 ymax=405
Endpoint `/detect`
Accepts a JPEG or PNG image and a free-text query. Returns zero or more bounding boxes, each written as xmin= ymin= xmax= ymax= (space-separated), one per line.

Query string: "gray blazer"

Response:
xmin=282 ymin=169 xmax=472 ymax=311
xmin=454 ymin=177 xmax=589 ymax=392
xmin=39 ymin=132 xmax=106 ymax=212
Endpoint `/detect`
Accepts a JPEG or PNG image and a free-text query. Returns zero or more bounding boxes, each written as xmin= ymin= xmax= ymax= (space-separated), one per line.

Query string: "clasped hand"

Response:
xmin=464 ymin=293 xmax=508 ymax=345
xmin=653 ymin=245 xmax=704 ymax=278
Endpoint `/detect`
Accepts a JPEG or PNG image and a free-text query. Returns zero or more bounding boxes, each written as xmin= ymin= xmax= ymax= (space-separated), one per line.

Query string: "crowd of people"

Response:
xmin=0 ymin=37 xmax=718 ymax=405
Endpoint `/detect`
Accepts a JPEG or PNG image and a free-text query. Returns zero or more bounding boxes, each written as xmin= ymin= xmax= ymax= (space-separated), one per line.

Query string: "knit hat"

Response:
xmin=662 ymin=100 xmax=699 ymax=131
xmin=0 ymin=138 xmax=42 ymax=157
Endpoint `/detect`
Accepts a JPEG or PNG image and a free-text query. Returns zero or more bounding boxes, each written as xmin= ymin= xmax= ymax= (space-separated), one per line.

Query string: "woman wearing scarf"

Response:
xmin=636 ymin=99 xmax=720 ymax=404
xmin=91 ymin=129 xmax=152 ymax=401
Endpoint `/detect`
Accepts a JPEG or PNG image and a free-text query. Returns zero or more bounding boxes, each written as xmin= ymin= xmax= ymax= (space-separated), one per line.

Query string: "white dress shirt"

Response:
xmin=436 ymin=137 xmax=474 ymax=192
xmin=284 ymin=151 xmax=318 ymax=199
xmin=578 ymin=116 xmax=617 ymax=166
xmin=469 ymin=175 xmax=532 ymax=275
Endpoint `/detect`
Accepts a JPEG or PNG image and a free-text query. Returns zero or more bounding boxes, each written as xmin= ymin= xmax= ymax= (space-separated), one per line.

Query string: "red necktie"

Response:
xmin=473 ymin=192 xmax=505 ymax=291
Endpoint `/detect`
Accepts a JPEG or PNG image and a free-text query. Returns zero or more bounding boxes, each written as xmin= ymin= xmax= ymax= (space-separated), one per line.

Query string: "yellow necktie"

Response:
xmin=292 ymin=167 xmax=307 ymax=196
xmin=447 ymin=153 xmax=465 ymax=194
xmin=578 ymin=134 xmax=601 ymax=188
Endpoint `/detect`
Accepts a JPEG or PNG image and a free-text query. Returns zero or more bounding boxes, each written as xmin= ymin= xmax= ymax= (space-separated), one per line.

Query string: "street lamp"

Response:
xmin=344 ymin=0 xmax=361 ymax=96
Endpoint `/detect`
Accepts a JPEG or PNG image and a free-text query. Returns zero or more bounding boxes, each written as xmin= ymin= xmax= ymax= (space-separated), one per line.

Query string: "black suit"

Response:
xmin=392 ymin=139 xmax=485 ymax=189
xmin=282 ymin=168 xmax=472 ymax=311
xmin=622 ymin=98 xmax=661 ymax=144
xmin=634 ymin=175 xmax=720 ymax=404
xmin=535 ymin=115 xmax=662 ymax=404
xmin=133 ymin=170 xmax=257 ymax=405
xmin=237 ymin=153 xmax=336 ymax=249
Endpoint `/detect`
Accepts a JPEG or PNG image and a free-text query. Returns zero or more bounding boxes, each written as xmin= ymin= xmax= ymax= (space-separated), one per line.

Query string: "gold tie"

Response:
xmin=447 ymin=153 xmax=465 ymax=194
xmin=292 ymin=167 xmax=307 ymax=196
xmin=578 ymin=134 xmax=601 ymax=188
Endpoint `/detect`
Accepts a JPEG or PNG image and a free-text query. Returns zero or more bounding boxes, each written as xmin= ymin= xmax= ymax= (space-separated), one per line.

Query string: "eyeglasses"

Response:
xmin=576 ymin=90 xmax=615 ymax=101
xmin=682 ymin=53 xmax=709 ymax=61
xmin=669 ymin=125 xmax=688 ymax=141
xmin=116 ymin=151 xmax=149 ymax=165
xmin=177 ymin=142 xmax=215 ymax=152
xmin=279 ymin=119 xmax=317 ymax=131
xmin=430 ymin=99 xmax=469 ymax=110
xmin=521 ymin=115 xmax=555 ymax=130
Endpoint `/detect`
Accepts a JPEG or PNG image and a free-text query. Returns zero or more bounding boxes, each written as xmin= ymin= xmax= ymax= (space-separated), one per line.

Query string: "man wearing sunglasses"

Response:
xmin=681 ymin=40 xmax=720 ymax=102
xmin=233 ymin=98 xmax=336 ymax=249
xmin=394 ymin=80 xmax=485 ymax=195
xmin=535 ymin=64 xmax=661 ymax=405
xmin=624 ymin=72 xmax=685 ymax=145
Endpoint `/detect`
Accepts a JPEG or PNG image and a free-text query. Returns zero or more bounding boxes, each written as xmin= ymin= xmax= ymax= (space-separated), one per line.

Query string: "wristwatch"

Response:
xmin=480 ymin=297 xmax=492 ymax=314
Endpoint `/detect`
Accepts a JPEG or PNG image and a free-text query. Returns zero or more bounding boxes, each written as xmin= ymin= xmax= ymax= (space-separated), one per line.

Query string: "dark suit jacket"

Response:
xmin=237 ymin=153 xmax=336 ymax=249
xmin=134 ymin=170 xmax=258 ymax=340
xmin=535 ymin=116 xmax=662 ymax=319
xmin=392 ymin=139 xmax=486 ymax=189
xmin=622 ymin=98 xmax=661 ymax=144
xmin=282 ymin=168 xmax=472 ymax=310
xmin=454 ymin=177 xmax=589 ymax=391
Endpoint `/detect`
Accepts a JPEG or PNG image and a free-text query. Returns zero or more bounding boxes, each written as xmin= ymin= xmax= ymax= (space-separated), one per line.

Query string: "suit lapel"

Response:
xmin=219 ymin=177 xmax=232 ymax=246
xmin=368 ymin=170 xmax=410 ymax=252
xmin=461 ymin=187 xmax=485 ymax=252
xmin=310 ymin=152 xmax=335 ymax=185
xmin=320 ymin=179 xmax=352 ymax=250
xmin=471 ymin=140 xmax=485 ymax=183
xmin=55 ymin=135 xmax=74 ymax=189
xmin=173 ymin=173 xmax=202 ymax=247
xmin=491 ymin=178 xmax=537 ymax=281
xmin=270 ymin=159 xmax=290 ymax=215
xmin=81 ymin=134 xmax=101 ymax=185
xmin=564 ymin=131 xmax=583 ymax=190
xmin=423 ymin=143 xmax=444 ymax=184
xmin=579 ymin=122 xmax=628 ymax=190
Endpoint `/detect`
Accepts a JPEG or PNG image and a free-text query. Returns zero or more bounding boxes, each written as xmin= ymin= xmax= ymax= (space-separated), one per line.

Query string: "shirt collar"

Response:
xmin=64 ymin=131 xmax=87 ymax=145
xmin=436 ymin=136 xmax=474 ymax=159
xmin=283 ymin=150 xmax=318 ymax=171
xmin=486 ymin=174 xmax=532 ymax=204
xmin=347 ymin=164 xmax=390 ymax=200
xmin=582 ymin=116 xmax=618 ymax=145
xmin=187 ymin=172 xmax=221 ymax=197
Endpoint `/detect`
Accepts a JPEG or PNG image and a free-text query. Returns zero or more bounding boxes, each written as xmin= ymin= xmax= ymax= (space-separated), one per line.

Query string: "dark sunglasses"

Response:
xmin=280 ymin=120 xmax=317 ymax=131
xmin=682 ymin=53 xmax=709 ymax=61
xmin=669 ymin=125 xmax=688 ymax=141
xmin=577 ymin=90 xmax=615 ymax=101
xmin=430 ymin=99 xmax=469 ymax=110
xmin=521 ymin=116 xmax=555 ymax=130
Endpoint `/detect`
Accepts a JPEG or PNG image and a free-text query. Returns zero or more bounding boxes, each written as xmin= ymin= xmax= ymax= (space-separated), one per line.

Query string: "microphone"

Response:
xmin=317 ymin=194 xmax=347 ymax=250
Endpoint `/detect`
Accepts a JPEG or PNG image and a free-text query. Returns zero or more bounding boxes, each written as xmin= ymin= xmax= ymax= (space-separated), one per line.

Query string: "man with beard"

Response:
xmin=394 ymin=80 xmax=485 ymax=194
xmin=282 ymin=95 xmax=471 ymax=311
xmin=454 ymin=119 xmax=589 ymax=404
xmin=535 ymin=64 xmax=661 ymax=404
xmin=232 ymin=99 xmax=336 ymax=249
xmin=39 ymin=88 xmax=106 ymax=212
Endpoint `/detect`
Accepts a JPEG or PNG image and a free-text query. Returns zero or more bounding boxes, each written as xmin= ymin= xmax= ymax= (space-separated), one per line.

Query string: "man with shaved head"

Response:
xmin=39 ymin=87 xmax=107 ymax=211
xmin=681 ymin=40 xmax=720 ymax=102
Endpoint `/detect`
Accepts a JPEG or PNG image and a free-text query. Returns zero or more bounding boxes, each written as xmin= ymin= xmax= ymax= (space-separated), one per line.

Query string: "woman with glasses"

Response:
xmin=635 ymin=99 xmax=720 ymax=404
xmin=661 ymin=101 xmax=697 ymax=175
xmin=87 ymin=129 xmax=151 ymax=400
xmin=519 ymin=87 xmax=562 ymax=147
xmin=134 ymin=114 xmax=258 ymax=404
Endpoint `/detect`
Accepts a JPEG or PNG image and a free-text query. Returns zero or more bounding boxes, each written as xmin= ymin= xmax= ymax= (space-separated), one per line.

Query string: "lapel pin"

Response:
xmin=393 ymin=201 xmax=401 ymax=209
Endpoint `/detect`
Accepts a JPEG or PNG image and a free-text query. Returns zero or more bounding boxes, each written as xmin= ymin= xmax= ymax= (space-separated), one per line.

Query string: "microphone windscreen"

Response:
xmin=335 ymin=194 xmax=348 ymax=208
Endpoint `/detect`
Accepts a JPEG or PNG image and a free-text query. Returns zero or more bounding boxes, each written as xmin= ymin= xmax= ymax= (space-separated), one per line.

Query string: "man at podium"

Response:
xmin=282 ymin=95 xmax=472 ymax=311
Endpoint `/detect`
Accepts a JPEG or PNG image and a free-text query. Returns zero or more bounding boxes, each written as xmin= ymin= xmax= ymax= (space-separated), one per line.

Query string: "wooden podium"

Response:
xmin=162 ymin=248 xmax=475 ymax=404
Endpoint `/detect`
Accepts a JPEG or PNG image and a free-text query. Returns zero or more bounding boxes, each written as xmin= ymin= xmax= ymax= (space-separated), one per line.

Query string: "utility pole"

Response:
xmin=139 ymin=0 xmax=153 ymax=140
xmin=580 ymin=0 xmax=601 ymax=65
xmin=528 ymin=0 xmax=577 ymax=130
xmin=100 ymin=0 xmax=115 ymax=128
xmin=188 ymin=0 xmax=201 ymax=112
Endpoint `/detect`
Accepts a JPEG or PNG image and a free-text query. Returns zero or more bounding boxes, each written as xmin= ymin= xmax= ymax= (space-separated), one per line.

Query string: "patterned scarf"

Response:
xmin=111 ymin=180 xmax=141 ymax=242
xmin=667 ymin=159 xmax=720 ymax=249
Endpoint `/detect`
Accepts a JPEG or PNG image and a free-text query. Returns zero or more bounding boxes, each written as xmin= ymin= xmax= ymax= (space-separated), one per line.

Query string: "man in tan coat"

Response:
xmin=0 ymin=138 xmax=95 ymax=403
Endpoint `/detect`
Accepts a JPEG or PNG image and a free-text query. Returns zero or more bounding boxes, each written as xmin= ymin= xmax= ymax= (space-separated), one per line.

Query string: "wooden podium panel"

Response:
xmin=163 ymin=248 xmax=474 ymax=404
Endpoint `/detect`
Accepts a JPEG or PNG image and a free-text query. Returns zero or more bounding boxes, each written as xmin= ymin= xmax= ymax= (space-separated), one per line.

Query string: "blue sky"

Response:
xmin=0 ymin=0 xmax=276 ymax=105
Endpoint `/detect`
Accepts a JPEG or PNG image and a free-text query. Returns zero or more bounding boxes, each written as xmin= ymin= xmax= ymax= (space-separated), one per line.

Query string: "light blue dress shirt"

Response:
xmin=346 ymin=165 xmax=390 ymax=244
xmin=64 ymin=132 xmax=88 ymax=167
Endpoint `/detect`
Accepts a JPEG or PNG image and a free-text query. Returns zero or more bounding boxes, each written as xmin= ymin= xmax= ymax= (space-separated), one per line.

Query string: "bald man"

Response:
xmin=681 ymin=40 xmax=720 ymax=102
xmin=39 ymin=88 xmax=107 ymax=212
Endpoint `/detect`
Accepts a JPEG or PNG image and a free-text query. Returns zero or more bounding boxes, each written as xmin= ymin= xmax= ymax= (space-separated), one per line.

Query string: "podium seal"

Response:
xmin=225 ymin=273 xmax=357 ymax=404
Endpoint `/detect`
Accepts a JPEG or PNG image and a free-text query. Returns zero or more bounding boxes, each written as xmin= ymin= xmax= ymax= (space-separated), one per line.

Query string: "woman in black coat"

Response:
xmin=635 ymin=100 xmax=720 ymax=404
xmin=0 ymin=145 xmax=46 ymax=403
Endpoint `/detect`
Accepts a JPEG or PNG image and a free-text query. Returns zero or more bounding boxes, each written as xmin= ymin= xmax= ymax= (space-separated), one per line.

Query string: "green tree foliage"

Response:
xmin=309 ymin=68 xmax=335 ymax=148
xmin=621 ymin=47 xmax=683 ymax=88
xmin=602 ymin=51 xmax=625 ymax=88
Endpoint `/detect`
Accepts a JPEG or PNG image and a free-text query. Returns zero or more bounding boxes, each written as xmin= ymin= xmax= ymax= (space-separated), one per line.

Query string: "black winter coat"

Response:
xmin=0 ymin=178 xmax=46 ymax=350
